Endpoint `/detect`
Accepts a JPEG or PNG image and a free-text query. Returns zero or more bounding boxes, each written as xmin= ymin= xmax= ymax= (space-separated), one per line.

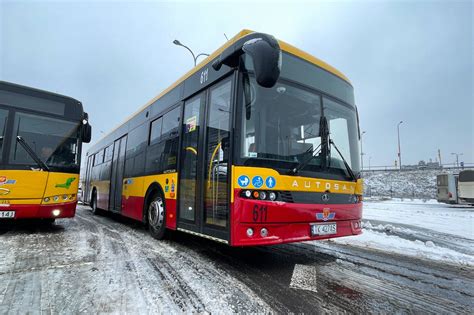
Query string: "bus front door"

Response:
xmin=178 ymin=78 xmax=232 ymax=242
xmin=84 ymin=155 xmax=93 ymax=204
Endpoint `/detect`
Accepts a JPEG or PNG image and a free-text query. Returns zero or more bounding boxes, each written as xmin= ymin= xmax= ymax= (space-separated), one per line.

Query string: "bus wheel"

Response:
xmin=147 ymin=192 xmax=166 ymax=240
xmin=91 ymin=190 xmax=100 ymax=215
xmin=43 ymin=218 xmax=55 ymax=225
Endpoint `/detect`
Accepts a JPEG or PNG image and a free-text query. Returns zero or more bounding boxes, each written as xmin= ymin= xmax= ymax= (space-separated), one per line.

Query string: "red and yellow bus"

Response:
xmin=83 ymin=30 xmax=363 ymax=246
xmin=0 ymin=81 xmax=91 ymax=223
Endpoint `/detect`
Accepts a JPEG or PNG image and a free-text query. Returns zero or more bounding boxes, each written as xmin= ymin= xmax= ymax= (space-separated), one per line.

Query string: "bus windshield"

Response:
xmin=9 ymin=112 xmax=80 ymax=170
xmin=239 ymin=59 xmax=360 ymax=180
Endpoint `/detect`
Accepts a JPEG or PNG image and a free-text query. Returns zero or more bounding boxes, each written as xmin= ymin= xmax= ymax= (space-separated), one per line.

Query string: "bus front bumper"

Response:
xmin=231 ymin=192 xmax=363 ymax=246
xmin=0 ymin=201 xmax=77 ymax=219
xmin=232 ymin=219 xmax=362 ymax=246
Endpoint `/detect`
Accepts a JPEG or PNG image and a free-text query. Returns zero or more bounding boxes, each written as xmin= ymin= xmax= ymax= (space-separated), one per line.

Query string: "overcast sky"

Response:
xmin=1 ymin=0 xmax=472 ymax=167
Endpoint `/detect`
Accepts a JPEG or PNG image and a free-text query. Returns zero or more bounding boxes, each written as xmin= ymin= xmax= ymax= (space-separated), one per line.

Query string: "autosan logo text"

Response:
xmin=291 ymin=180 xmax=354 ymax=193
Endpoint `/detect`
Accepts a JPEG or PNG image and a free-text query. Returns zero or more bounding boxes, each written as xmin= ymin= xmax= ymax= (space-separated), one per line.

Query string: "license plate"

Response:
xmin=0 ymin=211 xmax=15 ymax=218
xmin=311 ymin=223 xmax=337 ymax=236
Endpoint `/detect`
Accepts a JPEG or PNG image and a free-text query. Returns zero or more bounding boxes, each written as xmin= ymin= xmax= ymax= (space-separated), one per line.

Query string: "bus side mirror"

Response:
xmin=82 ymin=123 xmax=92 ymax=143
xmin=213 ymin=32 xmax=281 ymax=88
xmin=242 ymin=37 xmax=281 ymax=88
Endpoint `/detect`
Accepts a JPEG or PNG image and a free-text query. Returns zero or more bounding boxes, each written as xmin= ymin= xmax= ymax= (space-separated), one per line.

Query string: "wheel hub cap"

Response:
xmin=149 ymin=198 xmax=164 ymax=229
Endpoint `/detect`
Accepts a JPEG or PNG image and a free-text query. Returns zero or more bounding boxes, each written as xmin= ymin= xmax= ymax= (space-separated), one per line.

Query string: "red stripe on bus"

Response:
xmin=121 ymin=196 xmax=145 ymax=221
xmin=0 ymin=202 xmax=77 ymax=219
xmin=230 ymin=189 xmax=362 ymax=246
xmin=165 ymin=198 xmax=177 ymax=230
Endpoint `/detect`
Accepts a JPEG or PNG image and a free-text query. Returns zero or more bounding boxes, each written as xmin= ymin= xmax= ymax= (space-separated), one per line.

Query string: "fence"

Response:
xmin=362 ymin=163 xmax=474 ymax=173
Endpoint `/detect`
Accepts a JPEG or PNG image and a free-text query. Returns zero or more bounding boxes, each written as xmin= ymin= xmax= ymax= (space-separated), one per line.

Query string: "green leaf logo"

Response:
xmin=55 ymin=177 xmax=76 ymax=189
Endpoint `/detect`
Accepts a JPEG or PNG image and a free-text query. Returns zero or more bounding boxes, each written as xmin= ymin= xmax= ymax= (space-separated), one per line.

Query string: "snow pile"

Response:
xmin=331 ymin=229 xmax=474 ymax=267
xmin=362 ymin=169 xmax=457 ymax=199
xmin=323 ymin=199 xmax=474 ymax=267
xmin=363 ymin=199 xmax=473 ymax=239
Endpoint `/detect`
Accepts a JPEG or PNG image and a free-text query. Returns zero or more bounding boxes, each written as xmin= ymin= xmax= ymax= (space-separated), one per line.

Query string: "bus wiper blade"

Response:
xmin=288 ymin=143 xmax=322 ymax=175
xmin=16 ymin=136 xmax=50 ymax=171
xmin=329 ymin=139 xmax=356 ymax=181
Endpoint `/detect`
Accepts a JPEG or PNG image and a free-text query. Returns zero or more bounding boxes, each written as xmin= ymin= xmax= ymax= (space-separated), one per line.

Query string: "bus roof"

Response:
xmin=90 ymin=30 xmax=351 ymax=151
xmin=0 ymin=80 xmax=82 ymax=105
xmin=0 ymin=80 xmax=84 ymax=120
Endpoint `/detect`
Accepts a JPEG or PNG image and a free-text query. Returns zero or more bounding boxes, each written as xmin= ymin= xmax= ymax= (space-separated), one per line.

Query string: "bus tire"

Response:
xmin=147 ymin=191 xmax=166 ymax=240
xmin=43 ymin=218 xmax=55 ymax=225
xmin=91 ymin=189 xmax=100 ymax=215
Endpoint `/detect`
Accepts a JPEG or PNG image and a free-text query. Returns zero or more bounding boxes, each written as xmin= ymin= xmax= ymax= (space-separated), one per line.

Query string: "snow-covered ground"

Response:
xmin=363 ymin=169 xmax=458 ymax=199
xmin=325 ymin=198 xmax=474 ymax=267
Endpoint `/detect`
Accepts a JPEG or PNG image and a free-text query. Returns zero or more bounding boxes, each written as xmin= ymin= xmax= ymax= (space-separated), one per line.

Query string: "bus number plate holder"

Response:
xmin=311 ymin=223 xmax=337 ymax=236
xmin=0 ymin=211 xmax=15 ymax=219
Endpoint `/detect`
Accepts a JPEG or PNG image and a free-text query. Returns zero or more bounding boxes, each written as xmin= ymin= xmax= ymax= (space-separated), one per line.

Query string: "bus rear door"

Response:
xmin=110 ymin=135 xmax=127 ymax=212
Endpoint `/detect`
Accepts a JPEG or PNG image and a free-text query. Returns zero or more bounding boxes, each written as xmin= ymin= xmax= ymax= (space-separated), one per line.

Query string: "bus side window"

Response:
xmin=149 ymin=117 xmax=163 ymax=146
xmin=146 ymin=117 xmax=164 ymax=173
xmin=161 ymin=107 xmax=180 ymax=171
xmin=145 ymin=107 xmax=180 ymax=174
xmin=124 ymin=124 xmax=147 ymax=178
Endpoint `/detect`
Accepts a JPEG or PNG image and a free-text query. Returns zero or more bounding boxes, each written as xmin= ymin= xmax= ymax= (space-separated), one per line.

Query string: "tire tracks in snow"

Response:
xmin=75 ymin=207 xmax=270 ymax=313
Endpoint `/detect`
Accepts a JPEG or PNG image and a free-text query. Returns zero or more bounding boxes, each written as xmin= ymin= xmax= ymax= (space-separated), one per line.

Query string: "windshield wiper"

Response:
xmin=328 ymin=139 xmax=356 ymax=181
xmin=288 ymin=143 xmax=322 ymax=175
xmin=16 ymin=136 xmax=50 ymax=171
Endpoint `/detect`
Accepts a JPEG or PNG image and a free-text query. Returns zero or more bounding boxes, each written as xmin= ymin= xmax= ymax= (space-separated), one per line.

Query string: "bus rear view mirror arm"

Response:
xmin=81 ymin=112 xmax=92 ymax=143
xmin=212 ymin=32 xmax=282 ymax=88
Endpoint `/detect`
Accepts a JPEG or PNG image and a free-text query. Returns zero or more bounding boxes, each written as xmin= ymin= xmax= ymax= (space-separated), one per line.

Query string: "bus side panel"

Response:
xmin=459 ymin=182 xmax=474 ymax=203
xmin=164 ymin=198 xmax=177 ymax=229
xmin=92 ymin=180 xmax=110 ymax=210
xmin=121 ymin=173 xmax=178 ymax=228
xmin=122 ymin=177 xmax=145 ymax=221
xmin=142 ymin=173 xmax=178 ymax=229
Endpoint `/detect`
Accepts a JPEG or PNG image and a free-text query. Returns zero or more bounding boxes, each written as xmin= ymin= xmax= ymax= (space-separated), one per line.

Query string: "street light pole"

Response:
xmin=369 ymin=156 xmax=372 ymax=171
xmin=173 ymin=39 xmax=210 ymax=66
xmin=397 ymin=121 xmax=403 ymax=171
xmin=451 ymin=152 xmax=463 ymax=168
xmin=360 ymin=131 xmax=366 ymax=171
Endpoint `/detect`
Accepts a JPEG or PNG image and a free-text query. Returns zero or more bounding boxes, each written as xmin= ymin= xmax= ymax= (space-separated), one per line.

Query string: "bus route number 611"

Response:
xmin=252 ymin=205 xmax=268 ymax=222
xmin=200 ymin=68 xmax=209 ymax=84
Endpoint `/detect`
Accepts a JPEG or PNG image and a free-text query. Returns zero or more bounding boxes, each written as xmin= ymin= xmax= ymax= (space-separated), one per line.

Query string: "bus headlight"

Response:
xmin=62 ymin=195 xmax=68 ymax=200
xmin=44 ymin=197 xmax=50 ymax=202
xmin=259 ymin=191 xmax=267 ymax=200
xmin=244 ymin=190 xmax=252 ymax=198
xmin=260 ymin=228 xmax=268 ymax=237
xmin=53 ymin=196 xmax=59 ymax=202
xmin=269 ymin=192 xmax=277 ymax=201
xmin=52 ymin=209 xmax=61 ymax=217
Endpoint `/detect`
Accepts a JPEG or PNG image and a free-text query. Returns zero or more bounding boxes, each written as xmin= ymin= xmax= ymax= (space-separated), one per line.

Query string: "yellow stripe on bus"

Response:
xmin=232 ymin=166 xmax=363 ymax=203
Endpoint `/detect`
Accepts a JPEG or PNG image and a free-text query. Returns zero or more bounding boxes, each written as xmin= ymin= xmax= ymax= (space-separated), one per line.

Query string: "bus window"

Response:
xmin=146 ymin=117 xmax=164 ymax=172
xmin=124 ymin=124 xmax=147 ymax=177
xmin=104 ymin=145 xmax=113 ymax=162
xmin=323 ymin=97 xmax=360 ymax=173
xmin=0 ymin=109 xmax=8 ymax=161
xmin=145 ymin=107 xmax=180 ymax=174
xmin=94 ymin=149 xmax=104 ymax=166
xmin=149 ymin=117 xmax=163 ymax=146
xmin=10 ymin=112 xmax=80 ymax=168
xmin=161 ymin=107 xmax=180 ymax=171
